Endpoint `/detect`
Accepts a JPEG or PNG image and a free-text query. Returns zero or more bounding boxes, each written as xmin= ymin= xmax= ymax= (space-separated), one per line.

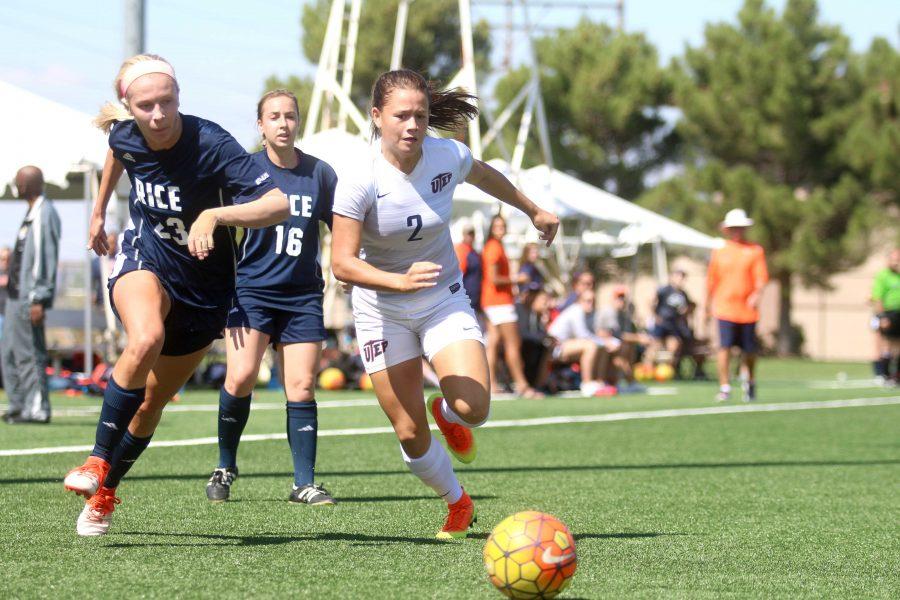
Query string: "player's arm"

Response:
xmin=88 ymin=148 xmax=125 ymax=256
xmin=466 ymin=160 xmax=559 ymax=246
xmin=188 ymin=189 xmax=289 ymax=260
xmin=330 ymin=214 xmax=441 ymax=294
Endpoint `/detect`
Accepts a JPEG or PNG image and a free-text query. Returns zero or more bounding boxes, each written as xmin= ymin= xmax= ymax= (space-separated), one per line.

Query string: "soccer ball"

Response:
xmin=483 ymin=511 xmax=577 ymax=599
xmin=358 ymin=372 xmax=374 ymax=391
xmin=317 ymin=367 xmax=346 ymax=390
xmin=654 ymin=363 xmax=675 ymax=382
xmin=634 ymin=363 xmax=654 ymax=382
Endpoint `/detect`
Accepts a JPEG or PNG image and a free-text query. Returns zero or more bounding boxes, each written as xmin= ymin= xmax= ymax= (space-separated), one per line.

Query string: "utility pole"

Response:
xmin=124 ymin=0 xmax=145 ymax=57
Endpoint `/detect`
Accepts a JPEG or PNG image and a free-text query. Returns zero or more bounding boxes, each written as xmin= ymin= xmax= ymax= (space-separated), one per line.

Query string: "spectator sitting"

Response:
xmin=648 ymin=269 xmax=694 ymax=370
xmin=516 ymin=283 xmax=554 ymax=392
xmin=558 ymin=270 xmax=595 ymax=312
xmin=596 ymin=285 xmax=650 ymax=392
xmin=548 ymin=288 xmax=620 ymax=397
xmin=517 ymin=242 xmax=544 ymax=296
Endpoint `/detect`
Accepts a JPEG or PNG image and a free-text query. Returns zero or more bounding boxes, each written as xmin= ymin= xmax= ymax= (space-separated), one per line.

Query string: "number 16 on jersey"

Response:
xmin=274 ymin=225 xmax=303 ymax=256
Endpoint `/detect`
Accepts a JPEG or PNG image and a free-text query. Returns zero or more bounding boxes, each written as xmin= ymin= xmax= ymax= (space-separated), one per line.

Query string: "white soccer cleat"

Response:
xmin=76 ymin=487 xmax=120 ymax=537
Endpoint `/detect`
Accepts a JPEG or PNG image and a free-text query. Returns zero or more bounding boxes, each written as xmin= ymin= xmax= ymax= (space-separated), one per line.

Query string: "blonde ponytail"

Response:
xmin=93 ymin=53 xmax=176 ymax=133
xmin=94 ymin=101 xmax=133 ymax=133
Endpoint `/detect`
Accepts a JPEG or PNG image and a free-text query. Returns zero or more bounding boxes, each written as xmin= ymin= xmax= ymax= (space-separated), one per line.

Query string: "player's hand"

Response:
xmin=87 ymin=212 xmax=110 ymax=256
xmin=532 ymin=209 xmax=559 ymax=246
xmin=400 ymin=262 xmax=442 ymax=293
xmin=188 ymin=209 xmax=219 ymax=260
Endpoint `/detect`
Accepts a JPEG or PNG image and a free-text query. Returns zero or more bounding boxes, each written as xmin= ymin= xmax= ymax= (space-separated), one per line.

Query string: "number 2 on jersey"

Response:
xmin=407 ymin=214 xmax=423 ymax=242
xmin=274 ymin=225 xmax=303 ymax=256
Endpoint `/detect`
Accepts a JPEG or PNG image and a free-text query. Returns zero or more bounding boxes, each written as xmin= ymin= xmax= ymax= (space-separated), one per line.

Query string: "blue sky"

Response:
xmin=1 ymin=0 xmax=897 ymax=148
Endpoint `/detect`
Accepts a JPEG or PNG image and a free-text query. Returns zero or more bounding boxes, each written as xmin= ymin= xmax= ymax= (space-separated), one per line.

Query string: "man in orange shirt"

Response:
xmin=706 ymin=208 xmax=769 ymax=402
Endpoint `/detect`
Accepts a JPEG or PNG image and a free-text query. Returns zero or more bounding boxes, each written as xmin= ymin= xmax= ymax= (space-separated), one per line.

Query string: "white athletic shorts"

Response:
xmin=483 ymin=303 xmax=518 ymax=326
xmin=354 ymin=292 xmax=485 ymax=374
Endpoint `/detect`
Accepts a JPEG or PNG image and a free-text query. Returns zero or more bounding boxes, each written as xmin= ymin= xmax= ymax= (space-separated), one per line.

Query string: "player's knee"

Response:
xmin=124 ymin=329 xmax=164 ymax=365
xmin=394 ymin=419 xmax=428 ymax=446
xmin=225 ymin=366 xmax=258 ymax=396
xmin=285 ymin=376 xmax=315 ymax=403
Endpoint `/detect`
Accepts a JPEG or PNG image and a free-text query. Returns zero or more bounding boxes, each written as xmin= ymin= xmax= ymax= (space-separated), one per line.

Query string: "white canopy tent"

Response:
xmin=0 ymin=80 xmax=109 ymax=188
xmin=523 ymin=165 xmax=720 ymax=251
xmin=450 ymin=162 xmax=720 ymax=282
xmin=299 ymin=128 xmax=374 ymax=176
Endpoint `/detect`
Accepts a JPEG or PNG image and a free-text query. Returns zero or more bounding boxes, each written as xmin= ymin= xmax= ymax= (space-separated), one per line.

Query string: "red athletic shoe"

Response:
xmin=76 ymin=486 xmax=120 ymax=537
xmin=428 ymin=393 xmax=476 ymax=464
xmin=64 ymin=456 xmax=110 ymax=498
xmin=436 ymin=490 xmax=476 ymax=540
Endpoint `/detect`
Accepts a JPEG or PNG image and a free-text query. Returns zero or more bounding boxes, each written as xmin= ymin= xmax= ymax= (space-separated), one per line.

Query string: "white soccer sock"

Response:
xmin=401 ymin=434 xmax=463 ymax=504
xmin=440 ymin=397 xmax=490 ymax=428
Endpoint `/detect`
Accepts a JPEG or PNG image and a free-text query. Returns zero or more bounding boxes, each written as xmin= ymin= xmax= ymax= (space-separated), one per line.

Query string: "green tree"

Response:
xmin=302 ymin=0 xmax=491 ymax=102
xmin=265 ymin=1 xmax=491 ymax=136
xmin=642 ymin=0 xmax=878 ymax=354
xmin=830 ymin=38 xmax=900 ymax=209
xmin=491 ymin=19 xmax=675 ymax=199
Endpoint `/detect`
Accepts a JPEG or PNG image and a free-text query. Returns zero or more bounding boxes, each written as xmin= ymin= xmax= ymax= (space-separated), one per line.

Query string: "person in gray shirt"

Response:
xmin=2 ymin=166 xmax=61 ymax=424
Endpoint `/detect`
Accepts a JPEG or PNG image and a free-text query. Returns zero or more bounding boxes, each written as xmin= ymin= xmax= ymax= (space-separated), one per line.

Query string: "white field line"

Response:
xmin=807 ymin=378 xmax=887 ymax=390
xmin=1 ymin=396 xmax=898 ymax=458
xmin=5 ymin=392 xmax=566 ymax=418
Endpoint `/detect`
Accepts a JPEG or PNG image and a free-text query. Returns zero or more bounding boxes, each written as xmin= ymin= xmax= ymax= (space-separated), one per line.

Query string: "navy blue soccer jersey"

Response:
xmin=234 ymin=149 xmax=336 ymax=310
xmin=109 ymin=114 xmax=275 ymax=310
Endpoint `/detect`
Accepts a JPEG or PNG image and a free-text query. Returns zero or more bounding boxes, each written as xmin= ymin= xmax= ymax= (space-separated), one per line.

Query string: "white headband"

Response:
xmin=119 ymin=60 xmax=177 ymax=99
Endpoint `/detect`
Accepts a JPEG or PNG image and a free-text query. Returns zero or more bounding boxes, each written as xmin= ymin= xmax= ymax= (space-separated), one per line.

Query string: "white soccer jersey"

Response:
xmin=333 ymin=136 xmax=474 ymax=317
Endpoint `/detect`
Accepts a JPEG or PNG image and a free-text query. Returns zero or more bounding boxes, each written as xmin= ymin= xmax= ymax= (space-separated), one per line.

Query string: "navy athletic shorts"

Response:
xmin=226 ymin=293 xmax=326 ymax=345
xmin=651 ymin=320 xmax=693 ymax=342
xmin=108 ymin=257 xmax=226 ymax=356
xmin=717 ymin=319 xmax=758 ymax=353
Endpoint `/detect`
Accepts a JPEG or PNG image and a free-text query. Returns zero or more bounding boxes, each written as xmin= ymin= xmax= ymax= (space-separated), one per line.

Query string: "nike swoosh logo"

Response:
xmin=542 ymin=547 xmax=575 ymax=565
xmin=376 ymin=192 xmax=390 ymax=198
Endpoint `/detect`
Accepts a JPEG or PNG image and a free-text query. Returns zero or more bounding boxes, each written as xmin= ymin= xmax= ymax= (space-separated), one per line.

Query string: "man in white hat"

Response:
xmin=705 ymin=208 xmax=769 ymax=402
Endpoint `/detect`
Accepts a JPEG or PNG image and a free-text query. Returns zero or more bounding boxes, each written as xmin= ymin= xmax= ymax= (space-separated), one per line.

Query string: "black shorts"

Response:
xmin=226 ymin=293 xmax=326 ymax=345
xmin=718 ymin=319 xmax=758 ymax=353
xmin=108 ymin=257 xmax=226 ymax=356
xmin=651 ymin=321 xmax=693 ymax=342
xmin=880 ymin=311 xmax=900 ymax=340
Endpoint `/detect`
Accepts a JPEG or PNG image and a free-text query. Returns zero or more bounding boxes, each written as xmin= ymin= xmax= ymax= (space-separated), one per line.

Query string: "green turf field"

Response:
xmin=1 ymin=359 xmax=897 ymax=598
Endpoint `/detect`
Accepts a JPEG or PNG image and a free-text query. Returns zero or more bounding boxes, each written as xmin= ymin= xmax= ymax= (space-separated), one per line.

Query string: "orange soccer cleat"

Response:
xmin=64 ymin=456 xmax=111 ymax=499
xmin=76 ymin=486 xmax=121 ymax=537
xmin=427 ymin=393 xmax=477 ymax=464
xmin=436 ymin=490 xmax=476 ymax=541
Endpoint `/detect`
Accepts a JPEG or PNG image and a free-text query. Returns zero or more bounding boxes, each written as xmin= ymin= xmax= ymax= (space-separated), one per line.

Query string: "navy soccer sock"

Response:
xmin=90 ymin=376 xmax=146 ymax=462
xmin=104 ymin=431 xmax=153 ymax=489
xmin=286 ymin=401 xmax=318 ymax=488
xmin=218 ymin=389 xmax=252 ymax=469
